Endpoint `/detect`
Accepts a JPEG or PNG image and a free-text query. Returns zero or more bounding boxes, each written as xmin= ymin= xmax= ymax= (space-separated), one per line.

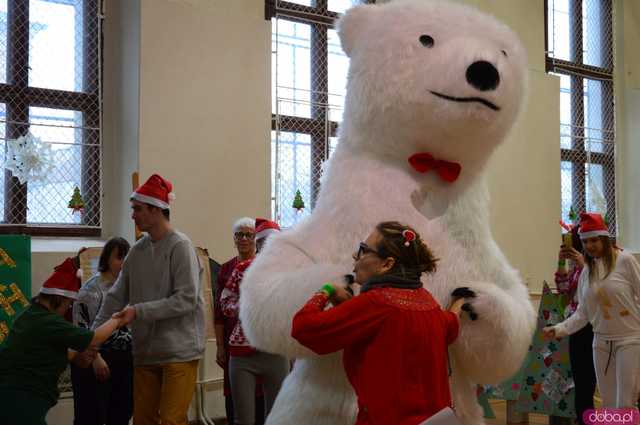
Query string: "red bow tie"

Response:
xmin=408 ymin=153 xmax=462 ymax=183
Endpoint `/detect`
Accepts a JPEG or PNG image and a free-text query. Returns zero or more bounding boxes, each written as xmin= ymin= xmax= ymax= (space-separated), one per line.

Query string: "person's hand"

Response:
xmin=215 ymin=344 xmax=227 ymax=368
xmin=449 ymin=298 xmax=466 ymax=316
xmin=112 ymin=306 xmax=136 ymax=326
xmin=329 ymin=284 xmax=353 ymax=306
xmin=561 ymin=247 xmax=585 ymax=268
xmin=542 ymin=326 xmax=557 ymax=340
xmin=72 ymin=349 xmax=97 ymax=368
xmin=92 ymin=355 xmax=110 ymax=382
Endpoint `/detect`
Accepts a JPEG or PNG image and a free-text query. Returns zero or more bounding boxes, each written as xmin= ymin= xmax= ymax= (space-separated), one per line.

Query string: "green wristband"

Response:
xmin=321 ymin=283 xmax=336 ymax=297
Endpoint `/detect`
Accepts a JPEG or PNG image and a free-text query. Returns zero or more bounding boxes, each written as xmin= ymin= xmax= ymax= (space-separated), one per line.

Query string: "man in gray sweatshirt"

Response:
xmin=93 ymin=174 xmax=205 ymax=425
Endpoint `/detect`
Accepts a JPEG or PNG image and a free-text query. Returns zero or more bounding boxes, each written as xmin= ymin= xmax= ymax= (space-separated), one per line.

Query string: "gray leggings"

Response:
xmin=229 ymin=351 xmax=289 ymax=425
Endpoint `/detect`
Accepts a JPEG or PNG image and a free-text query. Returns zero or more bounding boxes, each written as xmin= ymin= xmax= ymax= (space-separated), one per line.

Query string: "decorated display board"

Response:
xmin=478 ymin=282 xmax=575 ymax=419
xmin=196 ymin=247 xmax=218 ymax=340
xmin=0 ymin=235 xmax=31 ymax=347
xmin=79 ymin=247 xmax=102 ymax=285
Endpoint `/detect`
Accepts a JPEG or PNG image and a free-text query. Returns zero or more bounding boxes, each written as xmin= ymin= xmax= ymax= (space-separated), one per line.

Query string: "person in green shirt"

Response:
xmin=0 ymin=256 xmax=124 ymax=425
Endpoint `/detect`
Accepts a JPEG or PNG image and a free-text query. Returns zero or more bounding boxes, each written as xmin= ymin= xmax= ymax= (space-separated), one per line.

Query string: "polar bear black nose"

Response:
xmin=466 ymin=61 xmax=500 ymax=91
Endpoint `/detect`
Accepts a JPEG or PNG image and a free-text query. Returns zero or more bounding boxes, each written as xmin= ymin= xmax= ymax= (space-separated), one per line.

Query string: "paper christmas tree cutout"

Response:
xmin=477 ymin=281 xmax=576 ymax=418
xmin=68 ymin=186 xmax=85 ymax=214
xmin=292 ymin=190 xmax=305 ymax=211
xmin=0 ymin=249 xmax=16 ymax=269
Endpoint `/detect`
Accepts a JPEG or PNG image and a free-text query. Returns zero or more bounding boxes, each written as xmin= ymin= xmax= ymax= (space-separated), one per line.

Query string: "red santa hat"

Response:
xmin=40 ymin=258 xmax=82 ymax=300
xmin=578 ymin=212 xmax=609 ymax=240
xmin=130 ymin=174 xmax=175 ymax=210
xmin=255 ymin=218 xmax=280 ymax=241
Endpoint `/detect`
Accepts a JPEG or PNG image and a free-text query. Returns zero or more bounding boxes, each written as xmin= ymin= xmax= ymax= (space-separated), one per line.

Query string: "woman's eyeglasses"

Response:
xmin=355 ymin=242 xmax=384 ymax=260
xmin=234 ymin=232 xmax=255 ymax=240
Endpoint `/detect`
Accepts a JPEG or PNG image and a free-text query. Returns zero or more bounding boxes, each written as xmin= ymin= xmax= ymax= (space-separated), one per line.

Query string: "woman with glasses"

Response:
xmin=221 ymin=218 xmax=289 ymax=425
xmin=292 ymin=221 xmax=468 ymax=425
xmin=214 ymin=217 xmax=262 ymax=424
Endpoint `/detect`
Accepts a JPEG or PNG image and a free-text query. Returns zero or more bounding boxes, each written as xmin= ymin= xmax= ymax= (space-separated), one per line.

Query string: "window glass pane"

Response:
xmin=27 ymin=107 xmax=83 ymax=224
xmin=583 ymin=78 xmax=605 ymax=153
xmin=328 ymin=29 xmax=348 ymax=122
xmin=582 ymin=0 xmax=606 ymax=68
xmin=328 ymin=0 xmax=358 ymax=14
xmin=273 ymin=19 xmax=311 ymax=118
xmin=554 ymin=73 xmax=572 ymax=149
xmin=0 ymin=1 xmax=7 ymax=84
xmin=548 ymin=0 xmax=571 ymax=61
xmin=29 ymin=0 xmax=84 ymax=92
xmin=561 ymin=161 xmax=573 ymax=224
xmin=272 ymin=131 xmax=311 ymax=228
xmin=0 ymin=104 xmax=5 ymax=222
xmin=585 ymin=163 xmax=605 ymax=215
xmin=288 ymin=0 xmax=312 ymax=6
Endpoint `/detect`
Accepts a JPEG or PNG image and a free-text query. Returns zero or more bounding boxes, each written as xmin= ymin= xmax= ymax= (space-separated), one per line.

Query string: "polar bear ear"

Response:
xmin=336 ymin=4 xmax=378 ymax=57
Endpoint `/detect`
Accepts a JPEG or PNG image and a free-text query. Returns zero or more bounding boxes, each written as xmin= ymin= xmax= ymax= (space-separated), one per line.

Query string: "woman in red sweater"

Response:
xmin=292 ymin=221 xmax=468 ymax=425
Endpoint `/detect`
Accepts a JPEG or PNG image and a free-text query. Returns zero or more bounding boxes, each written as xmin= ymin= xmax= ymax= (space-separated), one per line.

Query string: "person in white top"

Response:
xmin=543 ymin=213 xmax=640 ymax=408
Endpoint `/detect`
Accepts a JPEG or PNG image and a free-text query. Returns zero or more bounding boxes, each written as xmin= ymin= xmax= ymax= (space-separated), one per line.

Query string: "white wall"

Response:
xmin=137 ymin=0 xmax=271 ymax=263
xmin=102 ymin=0 xmax=141 ymax=243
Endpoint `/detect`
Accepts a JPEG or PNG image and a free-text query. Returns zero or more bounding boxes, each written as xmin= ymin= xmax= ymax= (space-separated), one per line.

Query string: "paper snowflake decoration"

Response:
xmin=4 ymin=132 xmax=55 ymax=184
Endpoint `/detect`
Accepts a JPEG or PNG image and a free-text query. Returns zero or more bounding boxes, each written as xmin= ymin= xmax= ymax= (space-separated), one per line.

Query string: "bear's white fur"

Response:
xmin=240 ymin=1 xmax=537 ymax=424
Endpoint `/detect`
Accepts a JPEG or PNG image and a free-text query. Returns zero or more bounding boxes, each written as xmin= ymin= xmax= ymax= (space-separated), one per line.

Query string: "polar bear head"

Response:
xmin=336 ymin=0 xmax=528 ymax=191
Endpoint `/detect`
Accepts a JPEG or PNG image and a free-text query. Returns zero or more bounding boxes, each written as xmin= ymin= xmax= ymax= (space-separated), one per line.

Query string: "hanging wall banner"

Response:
xmin=0 ymin=235 xmax=32 ymax=347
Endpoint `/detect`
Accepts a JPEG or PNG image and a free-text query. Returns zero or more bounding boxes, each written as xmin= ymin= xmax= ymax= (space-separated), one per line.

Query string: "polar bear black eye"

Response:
xmin=501 ymin=50 xmax=508 ymax=57
xmin=419 ymin=35 xmax=434 ymax=48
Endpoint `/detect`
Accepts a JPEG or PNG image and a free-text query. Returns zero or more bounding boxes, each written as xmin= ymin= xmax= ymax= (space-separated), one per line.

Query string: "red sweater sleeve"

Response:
xmin=291 ymin=291 xmax=391 ymax=355
xmin=444 ymin=311 xmax=460 ymax=345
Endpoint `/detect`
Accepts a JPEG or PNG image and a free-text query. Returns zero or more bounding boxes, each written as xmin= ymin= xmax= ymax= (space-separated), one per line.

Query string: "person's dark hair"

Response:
xmin=140 ymin=202 xmax=170 ymax=221
xmin=34 ymin=293 xmax=67 ymax=310
xmin=98 ymin=237 xmax=131 ymax=273
xmin=375 ymin=221 xmax=439 ymax=279
xmin=585 ymin=235 xmax=616 ymax=280
xmin=570 ymin=225 xmax=583 ymax=253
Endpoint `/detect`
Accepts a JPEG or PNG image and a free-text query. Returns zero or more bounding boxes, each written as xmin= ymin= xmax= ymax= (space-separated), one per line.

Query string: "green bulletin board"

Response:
xmin=0 ymin=235 xmax=31 ymax=347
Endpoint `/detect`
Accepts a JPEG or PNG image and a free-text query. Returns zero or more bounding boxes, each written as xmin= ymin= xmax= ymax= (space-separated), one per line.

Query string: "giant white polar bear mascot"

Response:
xmin=241 ymin=1 xmax=537 ymax=424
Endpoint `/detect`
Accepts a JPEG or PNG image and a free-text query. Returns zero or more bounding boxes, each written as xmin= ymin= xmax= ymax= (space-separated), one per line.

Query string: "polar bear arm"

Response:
xmin=239 ymin=236 xmax=354 ymax=358
xmin=291 ymin=291 xmax=389 ymax=355
xmin=451 ymin=282 xmax=536 ymax=384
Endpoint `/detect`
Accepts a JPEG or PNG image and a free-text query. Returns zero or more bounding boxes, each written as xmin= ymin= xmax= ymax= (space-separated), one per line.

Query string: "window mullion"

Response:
xmin=569 ymin=0 xmax=583 ymax=65
xmin=4 ymin=0 xmax=30 ymax=224
xmin=309 ymin=22 xmax=327 ymax=209
xmin=570 ymin=73 xmax=586 ymax=214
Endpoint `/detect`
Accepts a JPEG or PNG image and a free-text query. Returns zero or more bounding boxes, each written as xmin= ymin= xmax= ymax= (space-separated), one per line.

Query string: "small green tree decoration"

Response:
xmin=292 ymin=190 xmax=305 ymax=212
xmin=568 ymin=206 xmax=578 ymax=223
xmin=68 ymin=186 xmax=85 ymax=215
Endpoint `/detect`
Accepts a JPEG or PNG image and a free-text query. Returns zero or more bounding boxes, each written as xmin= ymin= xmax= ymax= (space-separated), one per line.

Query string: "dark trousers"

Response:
xmin=569 ymin=324 xmax=597 ymax=425
xmin=71 ymin=350 xmax=133 ymax=425
xmin=225 ymin=394 xmax=265 ymax=424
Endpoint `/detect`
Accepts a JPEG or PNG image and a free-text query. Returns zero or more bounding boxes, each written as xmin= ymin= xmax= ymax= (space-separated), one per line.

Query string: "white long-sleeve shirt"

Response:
xmin=554 ymin=251 xmax=640 ymax=340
